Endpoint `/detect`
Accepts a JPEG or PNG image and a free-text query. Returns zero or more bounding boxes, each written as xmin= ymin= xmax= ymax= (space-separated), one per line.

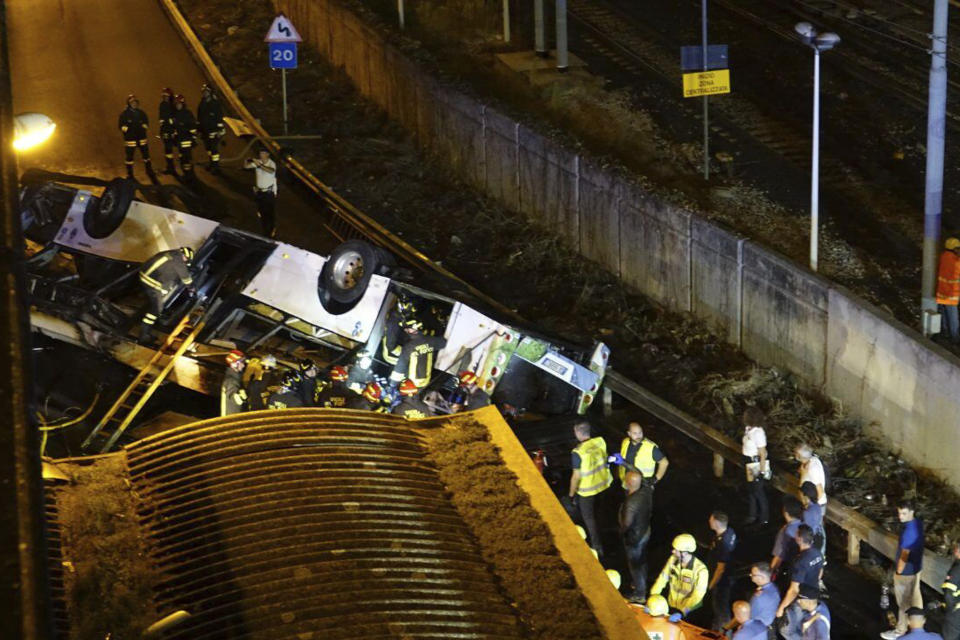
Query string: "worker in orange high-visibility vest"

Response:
xmin=937 ymin=237 xmax=960 ymax=342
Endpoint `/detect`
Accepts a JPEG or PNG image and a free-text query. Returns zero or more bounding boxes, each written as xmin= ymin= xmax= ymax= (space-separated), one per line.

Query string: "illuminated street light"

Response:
xmin=795 ymin=22 xmax=840 ymax=273
xmin=13 ymin=112 xmax=56 ymax=152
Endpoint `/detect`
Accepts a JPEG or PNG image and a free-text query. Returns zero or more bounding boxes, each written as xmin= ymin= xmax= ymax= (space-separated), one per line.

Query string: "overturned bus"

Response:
xmin=20 ymin=175 xmax=609 ymax=420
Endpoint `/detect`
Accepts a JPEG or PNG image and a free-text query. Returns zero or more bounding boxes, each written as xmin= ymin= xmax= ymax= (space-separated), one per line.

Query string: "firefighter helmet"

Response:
xmin=280 ymin=371 xmax=300 ymax=390
xmin=299 ymin=359 xmax=318 ymax=374
xmin=174 ymin=94 xmax=187 ymax=106
xmin=398 ymin=379 xmax=419 ymax=396
xmin=947 ymin=237 xmax=960 ymax=250
xmin=180 ymin=246 xmax=195 ymax=263
xmin=126 ymin=94 xmax=138 ymax=106
xmin=605 ymin=569 xmax=621 ymax=590
xmin=200 ymin=83 xmax=214 ymax=96
xmin=458 ymin=371 xmax=478 ymax=386
xmin=400 ymin=317 xmax=423 ymax=332
xmin=260 ymin=354 xmax=277 ymax=369
xmin=225 ymin=349 xmax=245 ymax=365
xmin=329 ymin=365 xmax=349 ymax=381
xmin=362 ymin=382 xmax=382 ymax=402
xmin=672 ymin=533 xmax=697 ymax=553
xmin=160 ymin=87 xmax=174 ymax=100
xmin=646 ymin=595 xmax=669 ymax=617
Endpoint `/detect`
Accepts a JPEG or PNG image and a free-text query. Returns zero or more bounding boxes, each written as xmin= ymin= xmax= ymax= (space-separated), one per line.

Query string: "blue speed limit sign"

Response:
xmin=269 ymin=42 xmax=297 ymax=69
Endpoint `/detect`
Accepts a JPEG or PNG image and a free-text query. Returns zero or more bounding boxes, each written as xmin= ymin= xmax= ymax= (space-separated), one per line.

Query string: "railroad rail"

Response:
xmin=158 ymin=0 xmax=952 ymax=596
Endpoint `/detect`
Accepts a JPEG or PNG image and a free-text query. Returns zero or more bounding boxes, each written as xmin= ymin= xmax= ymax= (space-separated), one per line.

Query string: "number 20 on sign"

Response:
xmin=682 ymin=69 xmax=730 ymax=98
xmin=269 ymin=42 xmax=298 ymax=69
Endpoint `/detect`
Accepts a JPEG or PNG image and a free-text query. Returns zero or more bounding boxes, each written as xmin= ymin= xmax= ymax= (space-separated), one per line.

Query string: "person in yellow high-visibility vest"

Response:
xmin=651 ymin=533 xmax=709 ymax=616
xmin=612 ymin=422 xmax=669 ymax=490
xmin=568 ymin=421 xmax=613 ymax=558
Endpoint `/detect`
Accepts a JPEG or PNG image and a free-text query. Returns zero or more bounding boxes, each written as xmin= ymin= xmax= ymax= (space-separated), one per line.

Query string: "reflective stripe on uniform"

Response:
xmin=125 ymin=141 xmax=137 ymax=147
xmin=574 ymin=437 xmax=613 ymax=496
xmin=944 ymin=581 xmax=959 ymax=593
xmin=620 ymin=437 xmax=657 ymax=483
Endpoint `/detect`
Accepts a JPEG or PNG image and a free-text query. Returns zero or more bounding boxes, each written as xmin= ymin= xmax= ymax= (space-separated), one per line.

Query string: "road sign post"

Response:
xmin=265 ymin=14 xmax=303 ymax=136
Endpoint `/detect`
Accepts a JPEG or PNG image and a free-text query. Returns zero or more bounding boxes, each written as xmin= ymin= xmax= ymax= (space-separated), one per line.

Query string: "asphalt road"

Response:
xmin=8 ymin=0 xmax=324 ymax=242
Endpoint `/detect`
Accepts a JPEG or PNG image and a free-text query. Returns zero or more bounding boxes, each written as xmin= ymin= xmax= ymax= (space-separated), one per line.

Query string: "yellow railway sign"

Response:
xmin=682 ymin=69 xmax=731 ymax=98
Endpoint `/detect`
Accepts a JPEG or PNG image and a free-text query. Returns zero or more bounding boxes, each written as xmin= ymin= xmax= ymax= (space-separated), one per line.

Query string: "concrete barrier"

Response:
xmin=273 ymin=0 xmax=960 ymax=491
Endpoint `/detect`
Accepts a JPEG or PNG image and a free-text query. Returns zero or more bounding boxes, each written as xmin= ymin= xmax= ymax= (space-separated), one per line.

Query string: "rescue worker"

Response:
xmin=902 ymin=607 xmax=944 ymax=640
xmin=449 ymin=370 xmax=491 ymax=413
xmin=172 ymin=94 xmax=198 ymax=180
xmin=158 ymin=88 xmax=178 ymax=175
xmin=729 ymin=600 xmax=768 ymax=640
xmin=770 ymin=497 xmax=804 ymax=580
xmin=296 ymin=359 xmax=320 ymax=406
xmin=137 ymin=246 xmax=195 ymax=343
xmin=567 ymin=421 xmax=613 ymax=558
xmin=392 ymin=379 xmax=433 ymax=419
xmin=118 ymin=94 xmax=154 ymax=180
xmin=631 ymin=594 xmax=687 ymax=640
xmin=707 ymin=511 xmax=738 ymax=630
xmin=267 ymin=371 xmax=305 ymax=409
xmin=316 ymin=365 xmax=353 ymax=408
xmin=619 ymin=470 xmax=652 ymax=603
xmin=388 ymin=318 xmax=446 ymax=390
xmin=937 ymin=237 xmax=960 ymax=343
xmin=243 ymin=147 xmax=277 ymax=238
xmin=940 ymin=542 xmax=960 ymax=640
xmin=776 ymin=524 xmax=824 ymax=640
xmin=220 ymin=349 xmax=248 ymax=415
xmin=347 ymin=381 xmax=383 ymax=411
xmin=196 ymin=84 xmax=225 ymax=174
xmin=611 ymin=421 xmax=668 ymax=490
xmin=243 ymin=354 xmax=278 ymax=411
xmin=380 ymin=296 xmax=412 ymax=367
xmin=795 ymin=586 xmax=830 ymax=640
xmin=650 ymin=533 xmax=709 ymax=616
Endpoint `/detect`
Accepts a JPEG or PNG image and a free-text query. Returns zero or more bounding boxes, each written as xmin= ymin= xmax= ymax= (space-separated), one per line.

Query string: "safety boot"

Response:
xmin=126 ymin=164 xmax=135 ymax=179
xmin=163 ymin=157 xmax=178 ymax=176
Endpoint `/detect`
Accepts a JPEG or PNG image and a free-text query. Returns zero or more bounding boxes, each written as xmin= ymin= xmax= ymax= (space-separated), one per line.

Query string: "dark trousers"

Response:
xmin=579 ymin=493 xmax=603 ymax=557
xmin=940 ymin=303 xmax=960 ymax=341
xmin=255 ymin=189 xmax=277 ymax=238
xmin=202 ymin=134 xmax=220 ymax=164
xmin=124 ymin=139 xmax=151 ymax=174
xmin=178 ymin=140 xmax=194 ymax=173
xmin=140 ymin=288 xmax=165 ymax=341
xmin=710 ymin=576 xmax=733 ymax=630
xmin=624 ymin=528 xmax=650 ymax=599
xmin=746 ymin=477 xmax=769 ymax=523
xmin=944 ymin=609 xmax=960 ymax=640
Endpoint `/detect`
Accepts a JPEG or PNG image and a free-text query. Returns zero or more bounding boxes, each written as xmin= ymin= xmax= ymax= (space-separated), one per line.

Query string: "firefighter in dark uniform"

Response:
xmin=388 ymin=318 xmax=446 ymax=390
xmin=118 ymin=94 xmax=154 ymax=180
xmin=244 ymin=354 xmax=277 ymax=411
xmin=221 ymin=350 xmax=248 ymax=415
xmin=172 ymin=94 xmax=198 ymax=180
xmin=316 ymin=365 xmax=353 ymax=408
xmin=347 ymin=381 xmax=383 ymax=411
xmin=296 ymin=359 xmax=320 ymax=406
xmin=450 ymin=370 xmax=491 ymax=413
xmin=940 ymin=542 xmax=960 ymax=640
xmin=196 ymin=84 xmax=225 ymax=174
xmin=392 ymin=379 xmax=433 ymax=419
xmin=137 ymin=246 xmax=195 ymax=343
xmin=158 ymin=88 xmax=178 ymax=175
xmin=267 ymin=371 xmax=305 ymax=409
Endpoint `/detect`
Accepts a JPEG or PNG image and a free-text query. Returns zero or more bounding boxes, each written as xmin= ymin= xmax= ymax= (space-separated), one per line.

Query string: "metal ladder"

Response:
xmin=82 ymin=306 xmax=207 ymax=453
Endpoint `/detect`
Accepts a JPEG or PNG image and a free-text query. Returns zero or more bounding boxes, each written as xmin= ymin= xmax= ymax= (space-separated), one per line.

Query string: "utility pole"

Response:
xmin=922 ymin=0 xmax=949 ymax=333
xmin=534 ymin=0 xmax=546 ymax=57
xmin=556 ymin=0 xmax=568 ymax=71
xmin=702 ymin=0 xmax=710 ymax=180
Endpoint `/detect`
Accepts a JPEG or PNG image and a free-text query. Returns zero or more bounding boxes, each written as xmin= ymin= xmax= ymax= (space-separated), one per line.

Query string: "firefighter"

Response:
xmin=196 ymin=84 xmax=225 ymax=174
xmin=347 ymin=381 xmax=383 ymax=411
xmin=388 ymin=318 xmax=446 ymax=390
xmin=158 ymin=88 xmax=178 ymax=175
xmin=937 ymin=237 xmax=960 ymax=343
xmin=316 ymin=365 xmax=353 ymax=408
xmin=392 ymin=379 xmax=433 ymax=419
xmin=243 ymin=354 xmax=278 ymax=411
xmin=650 ymin=533 xmax=709 ymax=616
xmin=221 ymin=349 xmax=248 ymax=415
xmin=267 ymin=371 xmax=305 ymax=409
xmin=172 ymin=94 xmax=198 ymax=180
xmin=137 ymin=246 xmax=195 ymax=343
xmin=449 ymin=371 xmax=490 ymax=413
xmin=381 ymin=295 xmax=416 ymax=366
xmin=118 ymin=94 xmax=154 ymax=180
xmin=296 ymin=359 xmax=320 ymax=406
xmin=568 ymin=421 xmax=613 ymax=558
xmin=941 ymin=542 xmax=960 ymax=640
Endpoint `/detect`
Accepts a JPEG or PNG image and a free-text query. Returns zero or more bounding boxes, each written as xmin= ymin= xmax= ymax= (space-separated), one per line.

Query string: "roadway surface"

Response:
xmin=8 ymin=0 xmax=329 ymax=246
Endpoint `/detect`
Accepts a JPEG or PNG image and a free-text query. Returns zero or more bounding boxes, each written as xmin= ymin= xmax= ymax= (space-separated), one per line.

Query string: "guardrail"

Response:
xmin=157 ymin=0 xmax=951 ymax=596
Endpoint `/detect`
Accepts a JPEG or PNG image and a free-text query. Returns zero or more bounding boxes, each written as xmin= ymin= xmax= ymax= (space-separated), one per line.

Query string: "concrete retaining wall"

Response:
xmin=275 ymin=0 xmax=960 ymax=490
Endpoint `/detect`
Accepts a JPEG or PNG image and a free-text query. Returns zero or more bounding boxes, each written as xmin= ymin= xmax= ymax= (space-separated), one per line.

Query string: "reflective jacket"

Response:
xmin=118 ymin=107 xmax=149 ymax=141
xmin=619 ymin=437 xmax=658 ymax=483
xmin=267 ymin=390 xmax=304 ymax=410
xmin=651 ymin=555 xmax=708 ymax=614
xmin=389 ymin=334 xmax=446 ymax=388
xmin=392 ymin=397 xmax=432 ymax=419
xmin=937 ymin=250 xmax=960 ymax=305
xmin=158 ymin=100 xmax=176 ymax=137
xmin=220 ymin=367 xmax=246 ymax=415
xmin=317 ymin=381 xmax=353 ymax=408
xmin=172 ymin=107 xmax=198 ymax=142
xmin=197 ymin=95 xmax=224 ymax=136
xmin=573 ymin=437 xmax=613 ymax=497
xmin=943 ymin=559 xmax=960 ymax=613
xmin=138 ymin=249 xmax=193 ymax=298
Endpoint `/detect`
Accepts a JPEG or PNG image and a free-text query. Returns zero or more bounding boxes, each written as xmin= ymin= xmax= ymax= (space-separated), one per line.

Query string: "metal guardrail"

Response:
xmin=158 ymin=0 xmax=951 ymax=596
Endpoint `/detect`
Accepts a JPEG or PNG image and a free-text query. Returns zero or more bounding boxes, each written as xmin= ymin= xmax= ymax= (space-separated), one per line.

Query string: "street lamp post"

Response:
xmin=795 ymin=23 xmax=839 ymax=273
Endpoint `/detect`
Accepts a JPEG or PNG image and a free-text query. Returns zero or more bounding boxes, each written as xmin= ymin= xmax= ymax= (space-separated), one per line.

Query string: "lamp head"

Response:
xmin=815 ymin=32 xmax=841 ymax=50
xmin=795 ymin=21 xmax=815 ymax=38
xmin=13 ymin=113 xmax=56 ymax=152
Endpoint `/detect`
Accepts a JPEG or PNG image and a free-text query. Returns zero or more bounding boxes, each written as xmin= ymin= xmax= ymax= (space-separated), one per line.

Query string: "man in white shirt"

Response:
xmin=243 ymin=148 xmax=278 ymax=238
xmin=794 ymin=444 xmax=827 ymax=506
xmin=742 ymin=407 xmax=770 ymax=526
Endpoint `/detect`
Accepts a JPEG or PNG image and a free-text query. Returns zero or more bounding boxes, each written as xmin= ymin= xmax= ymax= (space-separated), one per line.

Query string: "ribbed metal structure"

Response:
xmin=42 ymin=480 xmax=69 ymax=639
xmin=125 ymin=409 xmax=525 ymax=639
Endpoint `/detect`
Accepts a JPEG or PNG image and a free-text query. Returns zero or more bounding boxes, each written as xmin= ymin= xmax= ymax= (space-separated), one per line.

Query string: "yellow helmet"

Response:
xmin=672 ymin=533 xmax=697 ymax=553
xmin=946 ymin=237 xmax=960 ymax=250
xmin=574 ymin=525 xmax=587 ymax=540
xmin=605 ymin=569 xmax=621 ymax=590
xmin=646 ymin=594 xmax=669 ymax=617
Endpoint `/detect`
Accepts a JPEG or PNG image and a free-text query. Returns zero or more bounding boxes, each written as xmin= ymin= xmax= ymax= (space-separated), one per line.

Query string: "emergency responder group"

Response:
xmin=119 ymin=85 xmax=224 ymax=182
xmin=568 ymin=412 xmax=951 ymax=640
